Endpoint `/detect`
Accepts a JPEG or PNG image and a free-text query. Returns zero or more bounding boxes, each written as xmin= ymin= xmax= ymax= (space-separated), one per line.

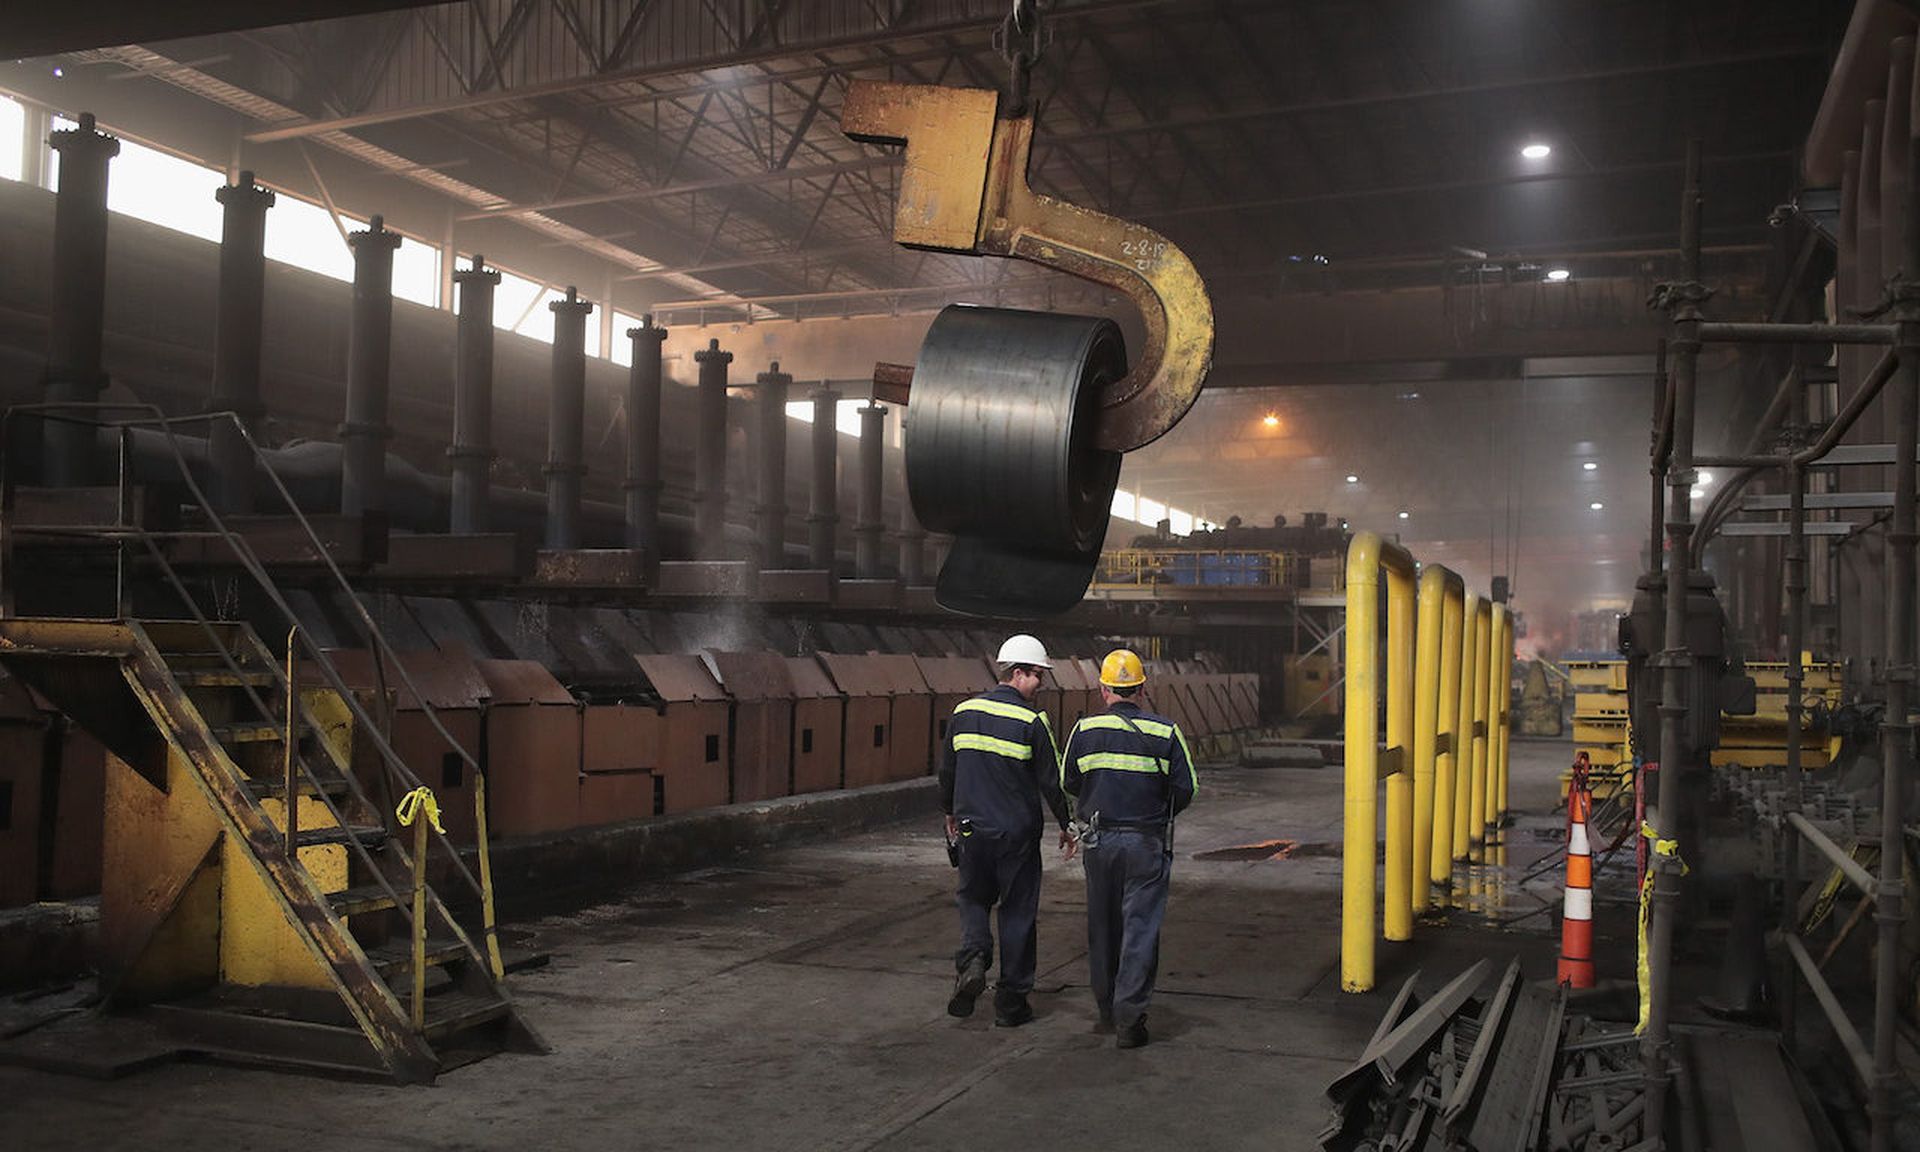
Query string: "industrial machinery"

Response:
xmin=840 ymin=13 xmax=1215 ymax=616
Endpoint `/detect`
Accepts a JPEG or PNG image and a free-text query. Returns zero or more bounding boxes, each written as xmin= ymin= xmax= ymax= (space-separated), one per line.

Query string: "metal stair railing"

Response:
xmin=0 ymin=404 xmax=504 ymax=992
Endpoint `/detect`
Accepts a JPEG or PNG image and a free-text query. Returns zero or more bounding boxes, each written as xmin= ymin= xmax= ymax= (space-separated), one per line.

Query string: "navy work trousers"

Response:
xmin=954 ymin=831 xmax=1042 ymax=994
xmin=1082 ymin=828 xmax=1170 ymax=1028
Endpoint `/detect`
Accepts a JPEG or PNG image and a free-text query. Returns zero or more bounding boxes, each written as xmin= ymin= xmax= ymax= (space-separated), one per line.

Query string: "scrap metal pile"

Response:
xmin=1322 ymin=960 xmax=1646 ymax=1151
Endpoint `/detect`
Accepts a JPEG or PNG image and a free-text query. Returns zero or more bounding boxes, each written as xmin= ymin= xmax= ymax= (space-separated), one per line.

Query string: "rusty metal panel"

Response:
xmin=50 ymin=726 xmax=106 ymax=898
xmin=577 ymin=770 xmax=655 ymax=826
xmin=657 ymin=702 xmax=729 ymax=814
xmin=817 ymin=652 xmax=891 ymax=698
xmin=912 ymin=655 xmax=994 ymax=696
xmin=785 ymin=655 xmax=840 ymax=700
xmin=400 ymin=596 xmax=500 ymax=660
xmin=652 ymin=560 xmax=753 ymax=598
xmin=792 ymin=697 xmax=845 ymax=795
xmin=469 ymin=600 xmax=565 ymax=668
xmin=841 ymin=697 xmax=893 ymax=790
xmin=482 ymin=703 xmax=581 ymax=838
xmin=531 ymin=548 xmax=648 ymax=589
xmin=635 ymin=654 xmax=726 ymax=703
xmin=592 ymin=608 xmax=655 ymax=657
xmin=315 ymin=648 xmax=489 ymax=710
xmin=757 ymin=570 xmax=834 ymax=604
xmin=705 ymin=651 xmax=797 ymax=703
xmin=582 ymin=704 xmax=662 ymax=774
xmin=868 ymin=654 xmax=932 ymax=696
xmin=0 ymin=723 xmax=46 ymax=907
xmin=730 ymin=699 xmax=794 ymax=805
xmin=474 ymin=658 xmax=573 ymax=706
xmin=382 ymin=533 xmax=523 ymax=581
xmin=836 ymin=579 xmax=901 ymax=611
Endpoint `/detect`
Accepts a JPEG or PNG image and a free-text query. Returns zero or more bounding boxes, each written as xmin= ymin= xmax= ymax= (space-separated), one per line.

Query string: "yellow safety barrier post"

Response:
xmin=1468 ymin=600 xmax=1494 ymax=864
xmin=1481 ymin=604 xmax=1507 ymax=856
xmin=1414 ymin=566 xmax=1464 ymax=913
xmin=473 ymin=774 xmax=505 ymax=980
xmin=1342 ymin=532 xmax=1415 ymax=992
xmin=1493 ymin=608 xmax=1515 ymax=855
xmin=395 ymin=786 xmax=443 ymax=1030
xmin=1452 ymin=593 xmax=1483 ymax=873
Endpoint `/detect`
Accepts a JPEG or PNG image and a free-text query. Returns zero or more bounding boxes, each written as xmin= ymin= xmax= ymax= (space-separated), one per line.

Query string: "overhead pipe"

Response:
xmin=624 ymin=315 xmax=667 ymax=554
xmin=808 ymin=386 xmax=840 ymax=570
xmin=755 ymin=361 xmax=792 ymax=569
xmin=340 ymin=215 xmax=400 ymax=518
xmin=448 ymin=254 xmax=500 ymax=534
xmin=693 ymin=338 xmax=732 ymax=559
xmin=208 ymin=171 xmax=274 ymax=515
xmin=544 ymin=287 xmax=594 ymax=550
xmin=43 ymin=112 xmax=118 ymax=487
xmin=1649 ymin=340 xmax=1670 ymax=574
xmin=855 ymin=401 xmax=887 ymax=578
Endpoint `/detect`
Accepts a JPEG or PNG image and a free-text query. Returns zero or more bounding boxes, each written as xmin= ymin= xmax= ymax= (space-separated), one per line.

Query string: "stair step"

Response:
xmin=420 ymin=989 xmax=511 ymax=1042
xmin=368 ymin=937 xmax=470 ymax=979
xmin=328 ymin=883 xmax=401 ymax=917
xmin=245 ymin=773 xmax=354 ymax=801
xmin=210 ymin=723 xmax=286 ymax=745
xmin=294 ymin=824 xmax=389 ymax=850
xmin=177 ymin=669 xmax=278 ymax=688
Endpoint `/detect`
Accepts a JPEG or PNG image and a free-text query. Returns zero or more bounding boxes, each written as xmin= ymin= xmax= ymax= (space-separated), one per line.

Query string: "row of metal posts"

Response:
xmin=27 ymin=111 xmax=931 ymax=578
xmin=1645 ymin=133 xmax=1915 ymax=1152
xmin=1342 ymin=532 xmax=1513 ymax=993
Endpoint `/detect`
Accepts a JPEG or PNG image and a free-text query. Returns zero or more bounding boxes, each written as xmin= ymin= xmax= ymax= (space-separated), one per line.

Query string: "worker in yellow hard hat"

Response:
xmin=937 ymin=633 xmax=1073 ymax=1027
xmin=1060 ymin=648 xmax=1198 ymax=1049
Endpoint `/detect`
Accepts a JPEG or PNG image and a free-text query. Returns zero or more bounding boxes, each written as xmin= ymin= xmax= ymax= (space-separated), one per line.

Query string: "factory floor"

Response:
xmin=0 ymin=740 xmax=1578 ymax=1152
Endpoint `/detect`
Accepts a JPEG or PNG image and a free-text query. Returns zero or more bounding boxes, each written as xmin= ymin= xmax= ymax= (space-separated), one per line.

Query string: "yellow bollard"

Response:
xmin=1483 ymin=604 xmax=1507 ymax=851
xmin=1428 ymin=572 xmax=1466 ymax=906
xmin=1452 ymin=593 xmax=1482 ymax=871
xmin=1383 ymin=554 xmax=1416 ymax=942
xmin=1342 ymin=532 xmax=1415 ymax=992
xmin=1411 ymin=565 xmax=1461 ymax=914
xmin=1468 ymin=602 xmax=1493 ymax=863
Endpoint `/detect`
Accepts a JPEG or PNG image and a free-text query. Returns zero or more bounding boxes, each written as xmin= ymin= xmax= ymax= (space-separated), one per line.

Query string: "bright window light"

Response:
xmin=389 ymin=233 xmax=440 ymax=308
xmin=105 ymin=136 xmax=224 ymax=243
xmin=1138 ymin=497 xmax=1167 ymax=525
xmin=1168 ymin=508 xmax=1194 ymax=536
xmin=1111 ymin=490 xmax=1137 ymax=522
xmin=785 ymin=400 xmax=814 ymax=423
xmin=265 ymin=193 xmax=357 ymax=282
xmin=490 ymin=269 xmax=545 ymax=337
xmin=1521 ymin=143 xmax=1552 ymax=160
xmin=610 ymin=311 xmax=645 ymax=367
xmin=0 ymin=97 xmax=24 ymax=182
xmin=1697 ymin=471 xmax=1714 ymax=485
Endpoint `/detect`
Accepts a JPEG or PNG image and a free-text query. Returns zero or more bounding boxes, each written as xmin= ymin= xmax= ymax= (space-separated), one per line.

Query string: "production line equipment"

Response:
xmin=841 ymin=81 xmax=1215 ymax=615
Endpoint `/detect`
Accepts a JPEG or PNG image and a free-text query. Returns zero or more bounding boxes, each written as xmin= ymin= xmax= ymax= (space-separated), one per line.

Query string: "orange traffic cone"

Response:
xmin=1558 ymin=757 xmax=1596 ymax=988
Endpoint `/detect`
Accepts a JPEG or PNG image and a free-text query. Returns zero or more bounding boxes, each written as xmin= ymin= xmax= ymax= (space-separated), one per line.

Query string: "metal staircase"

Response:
xmin=0 ymin=405 xmax=543 ymax=1082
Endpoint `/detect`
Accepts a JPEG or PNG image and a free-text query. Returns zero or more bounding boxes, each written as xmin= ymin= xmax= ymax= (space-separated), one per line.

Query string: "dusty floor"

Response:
xmin=0 ymin=739 xmax=1575 ymax=1151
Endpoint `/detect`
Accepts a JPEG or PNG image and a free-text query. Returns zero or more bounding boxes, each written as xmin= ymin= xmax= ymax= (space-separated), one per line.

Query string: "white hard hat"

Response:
xmin=995 ymin=634 xmax=1052 ymax=669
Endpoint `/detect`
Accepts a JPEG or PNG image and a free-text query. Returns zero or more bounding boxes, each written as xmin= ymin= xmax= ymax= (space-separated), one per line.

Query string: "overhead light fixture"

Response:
xmin=1521 ymin=142 xmax=1552 ymax=160
xmin=1590 ymin=502 xmax=1605 ymax=511
xmin=1545 ymin=268 xmax=1571 ymax=283
xmin=1582 ymin=461 xmax=1598 ymax=471
xmin=1397 ymin=510 xmax=1410 ymax=520
xmin=1262 ymin=412 xmax=1280 ymax=428
xmin=1346 ymin=474 xmax=1359 ymax=484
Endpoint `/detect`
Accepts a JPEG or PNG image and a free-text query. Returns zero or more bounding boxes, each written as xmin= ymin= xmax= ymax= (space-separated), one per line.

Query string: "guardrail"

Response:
xmin=1091 ymin=548 xmax=1320 ymax=590
xmin=1343 ymin=532 xmax=1511 ymax=992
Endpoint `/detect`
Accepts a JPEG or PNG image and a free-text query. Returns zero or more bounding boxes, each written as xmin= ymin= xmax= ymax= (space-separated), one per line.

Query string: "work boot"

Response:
xmin=993 ymin=989 xmax=1034 ymax=1028
xmin=948 ymin=956 xmax=988 ymax=1018
xmin=1116 ymin=1016 xmax=1149 ymax=1049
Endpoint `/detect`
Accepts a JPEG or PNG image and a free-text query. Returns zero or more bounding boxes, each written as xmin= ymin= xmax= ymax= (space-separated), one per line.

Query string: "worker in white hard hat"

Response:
xmin=938 ymin=632 xmax=1074 ymax=1027
xmin=1061 ymin=648 xmax=1198 ymax=1049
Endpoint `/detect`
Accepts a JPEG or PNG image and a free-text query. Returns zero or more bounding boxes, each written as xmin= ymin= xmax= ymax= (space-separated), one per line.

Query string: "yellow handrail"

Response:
xmin=1342 ymin=532 xmax=1415 ymax=992
xmin=1343 ymin=534 xmax=1509 ymax=993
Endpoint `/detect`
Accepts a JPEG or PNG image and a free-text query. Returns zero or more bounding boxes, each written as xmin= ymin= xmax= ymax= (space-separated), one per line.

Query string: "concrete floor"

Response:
xmin=0 ymin=739 xmax=1576 ymax=1152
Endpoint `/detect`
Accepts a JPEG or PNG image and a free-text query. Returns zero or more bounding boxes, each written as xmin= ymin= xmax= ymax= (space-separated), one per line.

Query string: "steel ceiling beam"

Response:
xmin=0 ymin=1 xmax=452 ymax=59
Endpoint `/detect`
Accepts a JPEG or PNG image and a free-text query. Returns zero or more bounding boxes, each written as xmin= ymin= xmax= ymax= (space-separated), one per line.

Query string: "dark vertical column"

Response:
xmin=43 ymin=113 xmax=118 ymax=487
xmin=808 ymin=387 xmax=840 ymax=569
xmin=544 ymin=287 xmax=594 ymax=550
xmin=855 ymin=402 xmax=887 ymax=578
xmin=625 ymin=315 xmax=667 ymax=553
xmin=694 ymin=339 xmax=733 ymax=558
xmin=340 ymin=216 xmax=400 ymax=517
xmin=449 ymin=254 xmax=500 ymax=534
xmin=208 ymin=171 xmax=274 ymax=514
xmin=755 ymin=361 xmax=792 ymax=568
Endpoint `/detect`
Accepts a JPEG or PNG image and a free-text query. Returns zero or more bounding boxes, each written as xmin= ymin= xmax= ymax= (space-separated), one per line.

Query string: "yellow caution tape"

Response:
xmin=1635 ymin=821 xmax=1686 ymax=1035
xmin=396 ymin=786 xmax=445 ymax=834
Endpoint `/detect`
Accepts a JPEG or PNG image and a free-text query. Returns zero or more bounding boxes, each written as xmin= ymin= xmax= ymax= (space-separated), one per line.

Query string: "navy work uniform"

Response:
xmin=1062 ymin=701 xmax=1197 ymax=1036
xmin=939 ymin=684 xmax=1069 ymax=1009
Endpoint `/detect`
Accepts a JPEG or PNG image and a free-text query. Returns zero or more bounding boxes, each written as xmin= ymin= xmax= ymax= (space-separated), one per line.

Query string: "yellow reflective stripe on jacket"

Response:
xmin=952 ymin=732 xmax=1035 ymax=760
xmin=1174 ymin=729 xmax=1198 ymax=795
xmin=954 ymin=697 xmax=1041 ymax=724
xmin=1075 ymin=750 xmax=1166 ymax=775
xmin=1074 ymin=713 xmax=1176 ymax=739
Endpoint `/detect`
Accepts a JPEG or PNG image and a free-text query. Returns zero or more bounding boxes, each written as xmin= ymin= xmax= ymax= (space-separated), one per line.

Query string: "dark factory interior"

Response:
xmin=0 ymin=2 xmax=1914 ymax=1150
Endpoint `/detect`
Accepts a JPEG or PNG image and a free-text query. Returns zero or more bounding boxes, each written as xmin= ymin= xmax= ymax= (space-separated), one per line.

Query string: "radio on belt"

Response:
xmin=842 ymin=81 xmax=1216 ymax=616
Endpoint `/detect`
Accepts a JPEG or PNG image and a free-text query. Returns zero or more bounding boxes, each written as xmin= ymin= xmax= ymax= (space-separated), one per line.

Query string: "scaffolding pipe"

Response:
xmin=755 ymin=361 xmax=792 ymax=568
xmin=855 ymin=402 xmax=887 ymax=578
xmin=808 ymin=387 xmax=841 ymax=569
xmin=544 ymin=287 xmax=593 ymax=550
xmin=340 ymin=216 xmax=400 ymax=518
xmin=42 ymin=113 xmax=118 ymax=487
xmin=694 ymin=338 xmax=732 ymax=559
xmin=208 ymin=172 xmax=274 ymax=515
xmin=449 ymin=255 xmax=500 ymax=534
xmin=625 ymin=315 xmax=667 ymax=554
xmin=1644 ymin=139 xmax=1704 ymax=1142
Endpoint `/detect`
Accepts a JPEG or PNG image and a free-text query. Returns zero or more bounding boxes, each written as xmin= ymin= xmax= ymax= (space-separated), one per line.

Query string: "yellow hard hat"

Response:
xmin=1099 ymin=648 xmax=1146 ymax=688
